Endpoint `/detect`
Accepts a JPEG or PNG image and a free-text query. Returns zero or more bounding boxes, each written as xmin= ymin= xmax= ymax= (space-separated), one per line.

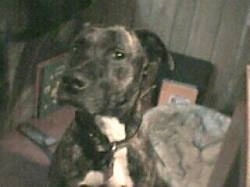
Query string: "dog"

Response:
xmin=48 ymin=24 xmax=173 ymax=187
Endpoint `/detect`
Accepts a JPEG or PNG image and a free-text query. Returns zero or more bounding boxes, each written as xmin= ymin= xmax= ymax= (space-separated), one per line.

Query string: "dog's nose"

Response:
xmin=62 ymin=73 xmax=88 ymax=93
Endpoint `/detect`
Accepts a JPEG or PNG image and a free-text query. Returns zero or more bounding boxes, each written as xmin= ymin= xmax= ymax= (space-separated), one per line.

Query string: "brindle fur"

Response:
xmin=48 ymin=24 xmax=171 ymax=187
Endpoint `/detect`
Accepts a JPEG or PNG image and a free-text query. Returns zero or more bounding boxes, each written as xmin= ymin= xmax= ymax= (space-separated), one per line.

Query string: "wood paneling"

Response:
xmin=220 ymin=26 xmax=250 ymax=112
xmin=205 ymin=0 xmax=248 ymax=112
xmin=134 ymin=0 xmax=180 ymax=45
xmin=185 ymin=0 xmax=225 ymax=60
xmin=208 ymin=102 xmax=245 ymax=187
xmin=133 ymin=0 xmax=154 ymax=28
xmin=246 ymin=65 xmax=250 ymax=187
xmin=169 ymin=0 xmax=196 ymax=53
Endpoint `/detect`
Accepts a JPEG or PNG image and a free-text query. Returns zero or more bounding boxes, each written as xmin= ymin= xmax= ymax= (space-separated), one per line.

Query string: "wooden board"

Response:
xmin=185 ymin=0 xmax=225 ymax=60
xmin=247 ymin=65 xmax=250 ymax=187
xmin=149 ymin=0 xmax=180 ymax=46
xmin=208 ymin=102 xmax=245 ymax=187
xmin=222 ymin=26 xmax=250 ymax=114
xmin=169 ymin=0 xmax=196 ymax=53
xmin=208 ymin=65 xmax=249 ymax=186
xmin=134 ymin=0 xmax=180 ymax=46
xmin=205 ymin=0 xmax=248 ymax=112
xmin=133 ymin=0 xmax=154 ymax=28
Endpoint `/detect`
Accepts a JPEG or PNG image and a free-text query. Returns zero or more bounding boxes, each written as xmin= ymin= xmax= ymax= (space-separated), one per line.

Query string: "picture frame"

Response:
xmin=35 ymin=53 xmax=69 ymax=118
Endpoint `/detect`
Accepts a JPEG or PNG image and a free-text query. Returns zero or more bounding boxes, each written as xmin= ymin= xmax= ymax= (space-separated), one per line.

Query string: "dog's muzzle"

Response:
xmin=61 ymin=72 xmax=89 ymax=94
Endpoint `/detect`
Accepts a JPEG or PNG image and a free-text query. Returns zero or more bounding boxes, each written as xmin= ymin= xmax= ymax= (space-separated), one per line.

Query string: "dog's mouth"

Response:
xmin=56 ymin=81 xmax=84 ymax=109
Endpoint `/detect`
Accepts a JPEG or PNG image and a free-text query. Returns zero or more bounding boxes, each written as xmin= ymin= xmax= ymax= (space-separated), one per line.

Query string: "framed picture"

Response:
xmin=35 ymin=53 xmax=69 ymax=118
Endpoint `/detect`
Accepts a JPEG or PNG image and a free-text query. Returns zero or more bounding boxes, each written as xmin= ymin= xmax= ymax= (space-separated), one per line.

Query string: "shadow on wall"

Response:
xmin=0 ymin=32 xmax=10 ymax=134
xmin=0 ymin=0 xmax=92 ymax=134
xmin=4 ymin=0 xmax=92 ymax=41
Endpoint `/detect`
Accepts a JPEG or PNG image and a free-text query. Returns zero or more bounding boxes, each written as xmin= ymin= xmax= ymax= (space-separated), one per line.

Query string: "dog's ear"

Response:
xmin=134 ymin=29 xmax=175 ymax=110
xmin=135 ymin=29 xmax=175 ymax=71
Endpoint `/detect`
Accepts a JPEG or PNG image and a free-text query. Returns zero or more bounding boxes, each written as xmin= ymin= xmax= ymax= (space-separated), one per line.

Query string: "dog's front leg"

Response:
xmin=48 ymin=121 xmax=90 ymax=187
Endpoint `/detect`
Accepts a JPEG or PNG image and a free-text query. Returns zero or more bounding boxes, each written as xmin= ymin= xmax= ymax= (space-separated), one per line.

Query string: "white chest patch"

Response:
xmin=78 ymin=116 xmax=133 ymax=187
xmin=96 ymin=116 xmax=126 ymax=142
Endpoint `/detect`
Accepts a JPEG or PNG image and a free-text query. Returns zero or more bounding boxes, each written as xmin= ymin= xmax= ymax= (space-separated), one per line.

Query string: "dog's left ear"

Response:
xmin=134 ymin=29 xmax=175 ymax=111
xmin=135 ymin=29 xmax=175 ymax=71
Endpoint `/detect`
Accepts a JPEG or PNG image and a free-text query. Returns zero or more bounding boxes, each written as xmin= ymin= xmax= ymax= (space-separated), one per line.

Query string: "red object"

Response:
xmin=157 ymin=80 xmax=198 ymax=105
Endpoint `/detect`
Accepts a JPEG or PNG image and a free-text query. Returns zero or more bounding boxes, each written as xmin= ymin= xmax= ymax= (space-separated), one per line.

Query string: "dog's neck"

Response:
xmin=74 ymin=111 xmax=132 ymax=161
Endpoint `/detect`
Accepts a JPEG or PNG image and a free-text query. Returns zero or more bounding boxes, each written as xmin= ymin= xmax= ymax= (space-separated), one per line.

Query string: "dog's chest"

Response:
xmin=98 ymin=116 xmax=133 ymax=187
xmin=79 ymin=116 xmax=133 ymax=187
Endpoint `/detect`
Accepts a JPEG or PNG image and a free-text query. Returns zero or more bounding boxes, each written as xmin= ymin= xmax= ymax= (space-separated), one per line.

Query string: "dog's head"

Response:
xmin=58 ymin=25 xmax=171 ymax=117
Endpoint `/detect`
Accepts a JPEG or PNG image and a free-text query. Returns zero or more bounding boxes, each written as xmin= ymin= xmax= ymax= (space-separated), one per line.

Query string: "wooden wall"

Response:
xmin=133 ymin=0 xmax=250 ymax=114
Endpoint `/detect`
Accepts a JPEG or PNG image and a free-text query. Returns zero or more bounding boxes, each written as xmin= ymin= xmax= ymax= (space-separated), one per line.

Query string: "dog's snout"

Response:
xmin=62 ymin=73 xmax=88 ymax=93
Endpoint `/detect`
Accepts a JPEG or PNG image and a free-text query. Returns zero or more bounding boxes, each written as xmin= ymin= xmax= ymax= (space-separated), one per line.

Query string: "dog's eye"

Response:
xmin=112 ymin=50 xmax=126 ymax=60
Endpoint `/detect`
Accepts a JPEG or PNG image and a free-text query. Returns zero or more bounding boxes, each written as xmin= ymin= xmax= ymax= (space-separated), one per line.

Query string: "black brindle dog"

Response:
xmin=48 ymin=24 xmax=172 ymax=187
